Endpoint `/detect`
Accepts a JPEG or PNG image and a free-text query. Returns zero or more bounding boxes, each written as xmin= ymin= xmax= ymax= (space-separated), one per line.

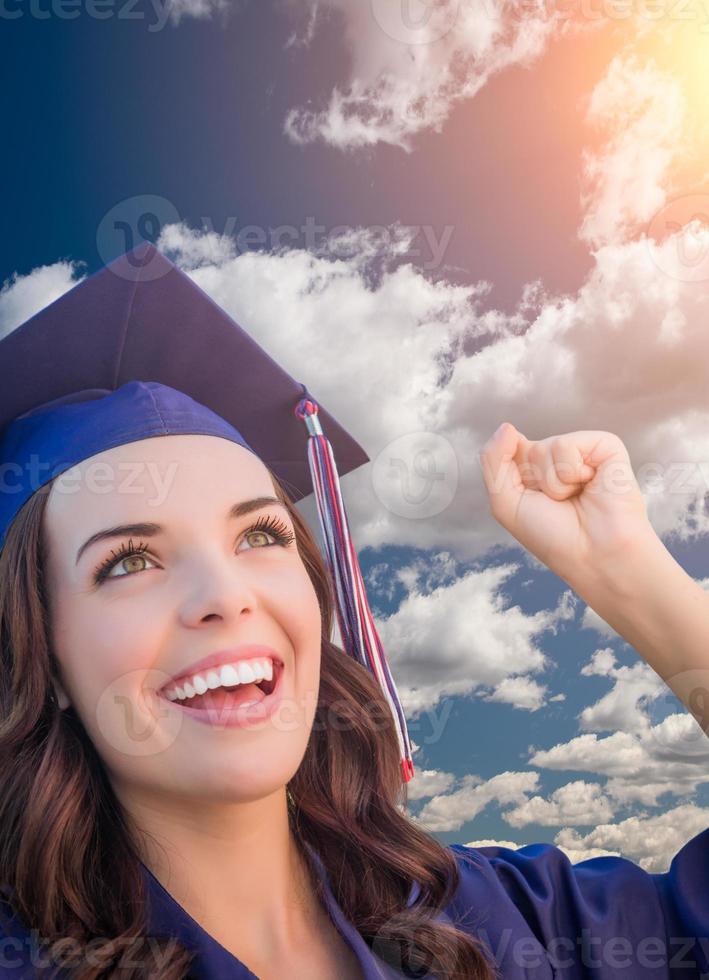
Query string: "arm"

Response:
xmin=479 ymin=423 xmax=709 ymax=732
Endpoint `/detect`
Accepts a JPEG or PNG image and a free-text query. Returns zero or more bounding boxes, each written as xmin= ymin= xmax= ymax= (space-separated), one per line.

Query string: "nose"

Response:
xmin=175 ymin=544 xmax=260 ymax=627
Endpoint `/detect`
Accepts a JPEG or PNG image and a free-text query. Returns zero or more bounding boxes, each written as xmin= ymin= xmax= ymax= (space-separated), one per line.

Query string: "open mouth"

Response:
xmin=161 ymin=659 xmax=284 ymax=714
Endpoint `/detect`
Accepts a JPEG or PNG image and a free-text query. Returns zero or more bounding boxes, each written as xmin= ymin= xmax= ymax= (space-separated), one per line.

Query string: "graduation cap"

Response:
xmin=0 ymin=243 xmax=415 ymax=783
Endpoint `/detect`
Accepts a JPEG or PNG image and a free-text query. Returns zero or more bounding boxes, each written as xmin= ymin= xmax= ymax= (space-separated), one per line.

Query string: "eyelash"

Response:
xmin=91 ymin=514 xmax=296 ymax=585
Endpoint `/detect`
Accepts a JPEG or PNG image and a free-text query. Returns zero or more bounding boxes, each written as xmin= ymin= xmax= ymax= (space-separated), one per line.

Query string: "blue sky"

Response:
xmin=3 ymin=0 xmax=709 ymax=871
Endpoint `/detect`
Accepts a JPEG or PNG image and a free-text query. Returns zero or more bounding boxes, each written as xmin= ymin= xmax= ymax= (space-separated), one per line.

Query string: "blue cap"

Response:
xmin=0 ymin=242 xmax=368 ymax=549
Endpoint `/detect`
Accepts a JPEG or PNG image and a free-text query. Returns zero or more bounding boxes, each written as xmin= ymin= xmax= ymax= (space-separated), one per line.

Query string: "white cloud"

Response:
xmin=580 ymin=648 xmax=617 ymax=675
xmin=157 ymin=224 xmax=237 ymax=266
xmin=554 ymin=803 xmax=709 ymax=872
xmin=372 ymin=560 xmax=574 ymax=716
xmin=405 ymin=767 xmax=457 ymax=802
xmin=578 ymin=53 xmax=686 ymax=248
xmin=412 ymin=769 xmax=540 ymax=833
xmin=520 ymin=647 xmax=709 ymax=807
xmin=465 ymin=837 xmax=623 ymax=864
xmin=0 ymin=260 xmax=84 ymax=339
xmin=529 ymin=720 xmax=709 ymax=807
xmin=164 ymin=0 xmax=229 ymax=25
xmin=483 ymin=675 xmax=549 ymax=712
xmin=578 ymin=654 xmax=666 ymax=736
xmin=283 ymin=0 xmax=571 ymax=150
xmin=502 ymin=778 xmax=615 ymax=828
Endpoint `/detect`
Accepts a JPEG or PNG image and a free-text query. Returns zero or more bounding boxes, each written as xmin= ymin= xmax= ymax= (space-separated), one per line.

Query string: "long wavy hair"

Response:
xmin=0 ymin=470 xmax=498 ymax=980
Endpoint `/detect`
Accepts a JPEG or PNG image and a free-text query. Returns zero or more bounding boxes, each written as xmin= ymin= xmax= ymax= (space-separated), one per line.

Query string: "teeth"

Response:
xmin=192 ymin=675 xmax=209 ymax=695
xmin=219 ymin=664 xmax=239 ymax=687
xmin=165 ymin=657 xmax=277 ymax=702
xmin=236 ymin=662 xmax=256 ymax=684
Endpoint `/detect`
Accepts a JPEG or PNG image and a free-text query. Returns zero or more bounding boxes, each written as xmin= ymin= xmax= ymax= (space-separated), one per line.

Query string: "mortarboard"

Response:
xmin=0 ymin=243 xmax=415 ymax=783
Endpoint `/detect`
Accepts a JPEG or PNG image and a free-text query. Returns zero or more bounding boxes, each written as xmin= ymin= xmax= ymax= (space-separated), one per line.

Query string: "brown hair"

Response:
xmin=0 ymin=473 xmax=498 ymax=979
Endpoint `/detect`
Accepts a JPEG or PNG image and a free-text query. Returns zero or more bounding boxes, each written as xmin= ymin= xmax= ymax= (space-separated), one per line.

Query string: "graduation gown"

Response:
xmin=2 ymin=828 xmax=706 ymax=979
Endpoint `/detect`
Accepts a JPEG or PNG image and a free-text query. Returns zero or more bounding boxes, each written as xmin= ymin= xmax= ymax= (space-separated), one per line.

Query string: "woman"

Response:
xmin=0 ymin=244 xmax=706 ymax=979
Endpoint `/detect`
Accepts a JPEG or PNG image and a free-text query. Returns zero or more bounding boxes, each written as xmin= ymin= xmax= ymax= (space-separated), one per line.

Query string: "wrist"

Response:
xmin=577 ymin=523 xmax=671 ymax=607
xmin=570 ymin=525 xmax=708 ymax=682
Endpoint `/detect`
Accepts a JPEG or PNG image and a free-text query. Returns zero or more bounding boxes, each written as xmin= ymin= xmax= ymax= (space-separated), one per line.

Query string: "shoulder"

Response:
xmin=438 ymin=826 xmax=709 ymax=978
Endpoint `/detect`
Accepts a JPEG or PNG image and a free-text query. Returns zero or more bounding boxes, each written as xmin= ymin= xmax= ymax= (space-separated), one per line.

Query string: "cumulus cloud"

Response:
xmin=405 ymin=767 xmax=457 ymax=802
xmin=529 ymin=721 xmax=709 ymax=807
xmin=483 ymin=675 xmax=550 ymax=711
xmin=0 ymin=260 xmax=84 ymax=339
xmin=521 ymin=650 xmax=709 ymax=809
xmin=283 ymin=0 xmax=575 ymax=150
xmin=372 ymin=559 xmax=575 ymax=716
xmin=463 ymin=836 xmax=623 ymax=864
xmin=502 ymin=778 xmax=615 ymax=828
xmin=163 ymin=0 xmax=230 ymax=26
xmin=578 ymin=54 xmax=686 ymax=248
xmin=554 ymin=803 xmax=709 ymax=872
xmin=577 ymin=650 xmax=667 ymax=735
xmin=412 ymin=769 xmax=540 ymax=833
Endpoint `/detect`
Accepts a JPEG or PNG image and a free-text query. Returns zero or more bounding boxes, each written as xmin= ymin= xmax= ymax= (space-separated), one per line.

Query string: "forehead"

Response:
xmin=44 ymin=434 xmax=274 ymax=536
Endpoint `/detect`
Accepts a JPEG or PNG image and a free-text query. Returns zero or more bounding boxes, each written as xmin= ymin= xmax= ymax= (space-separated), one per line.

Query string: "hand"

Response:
xmin=478 ymin=423 xmax=654 ymax=587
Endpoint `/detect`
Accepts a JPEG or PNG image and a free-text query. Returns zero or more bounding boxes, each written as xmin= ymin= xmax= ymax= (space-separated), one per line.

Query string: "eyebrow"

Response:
xmin=74 ymin=496 xmax=287 ymax=566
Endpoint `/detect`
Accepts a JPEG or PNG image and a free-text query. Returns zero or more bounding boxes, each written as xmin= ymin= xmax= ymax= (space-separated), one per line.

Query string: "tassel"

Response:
xmin=295 ymin=396 xmax=415 ymax=784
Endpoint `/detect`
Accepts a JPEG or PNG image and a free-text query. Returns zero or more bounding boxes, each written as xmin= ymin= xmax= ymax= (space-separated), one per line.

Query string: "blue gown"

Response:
xmin=1 ymin=828 xmax=707 ymax=978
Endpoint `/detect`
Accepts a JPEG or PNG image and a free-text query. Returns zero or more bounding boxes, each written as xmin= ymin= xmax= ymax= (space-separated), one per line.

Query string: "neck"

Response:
xmin=117 ymin=782 xmax=324 ymax=960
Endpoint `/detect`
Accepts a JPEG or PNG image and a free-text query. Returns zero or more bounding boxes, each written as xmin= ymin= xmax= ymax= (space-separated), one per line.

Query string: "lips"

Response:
xmin=174 ymin=660 xmax=283 ymax=710
xmin=159 ymin=658 xmax=286 ymax=729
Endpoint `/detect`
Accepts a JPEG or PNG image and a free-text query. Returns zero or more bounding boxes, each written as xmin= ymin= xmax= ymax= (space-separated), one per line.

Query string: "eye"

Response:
xmin=93 ymin=539 xmax=158 ymax=584
xmin=91 ymin=514 xmax=296 ymax=585
xmin=238 ymin=514 xmax=295 ymax=552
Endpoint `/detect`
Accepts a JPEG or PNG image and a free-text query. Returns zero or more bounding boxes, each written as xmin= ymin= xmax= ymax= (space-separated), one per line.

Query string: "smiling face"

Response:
xmin=41 ymin=434 xmax=323 ymax=809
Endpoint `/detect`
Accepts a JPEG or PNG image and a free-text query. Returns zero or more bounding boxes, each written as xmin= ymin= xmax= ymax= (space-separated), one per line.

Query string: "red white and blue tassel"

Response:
xmin=294 ymin=396 xmax=415 ymax=785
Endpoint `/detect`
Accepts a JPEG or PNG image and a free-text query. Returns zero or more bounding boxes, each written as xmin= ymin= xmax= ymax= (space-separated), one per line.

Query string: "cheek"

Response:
xmin=280 ymin=567 xmax=322 ymax=647
xmin=271 ymin=566 xmax=323 ymax=696
xmin=51 ymin=587 xmax=164 ymax=716
xmin=50 ymin=591 xmax=180 ymax=768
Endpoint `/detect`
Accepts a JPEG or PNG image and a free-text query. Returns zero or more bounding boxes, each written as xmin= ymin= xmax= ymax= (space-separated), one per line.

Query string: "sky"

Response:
xmin=3 ymin=0 xmax=709 ymax=872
